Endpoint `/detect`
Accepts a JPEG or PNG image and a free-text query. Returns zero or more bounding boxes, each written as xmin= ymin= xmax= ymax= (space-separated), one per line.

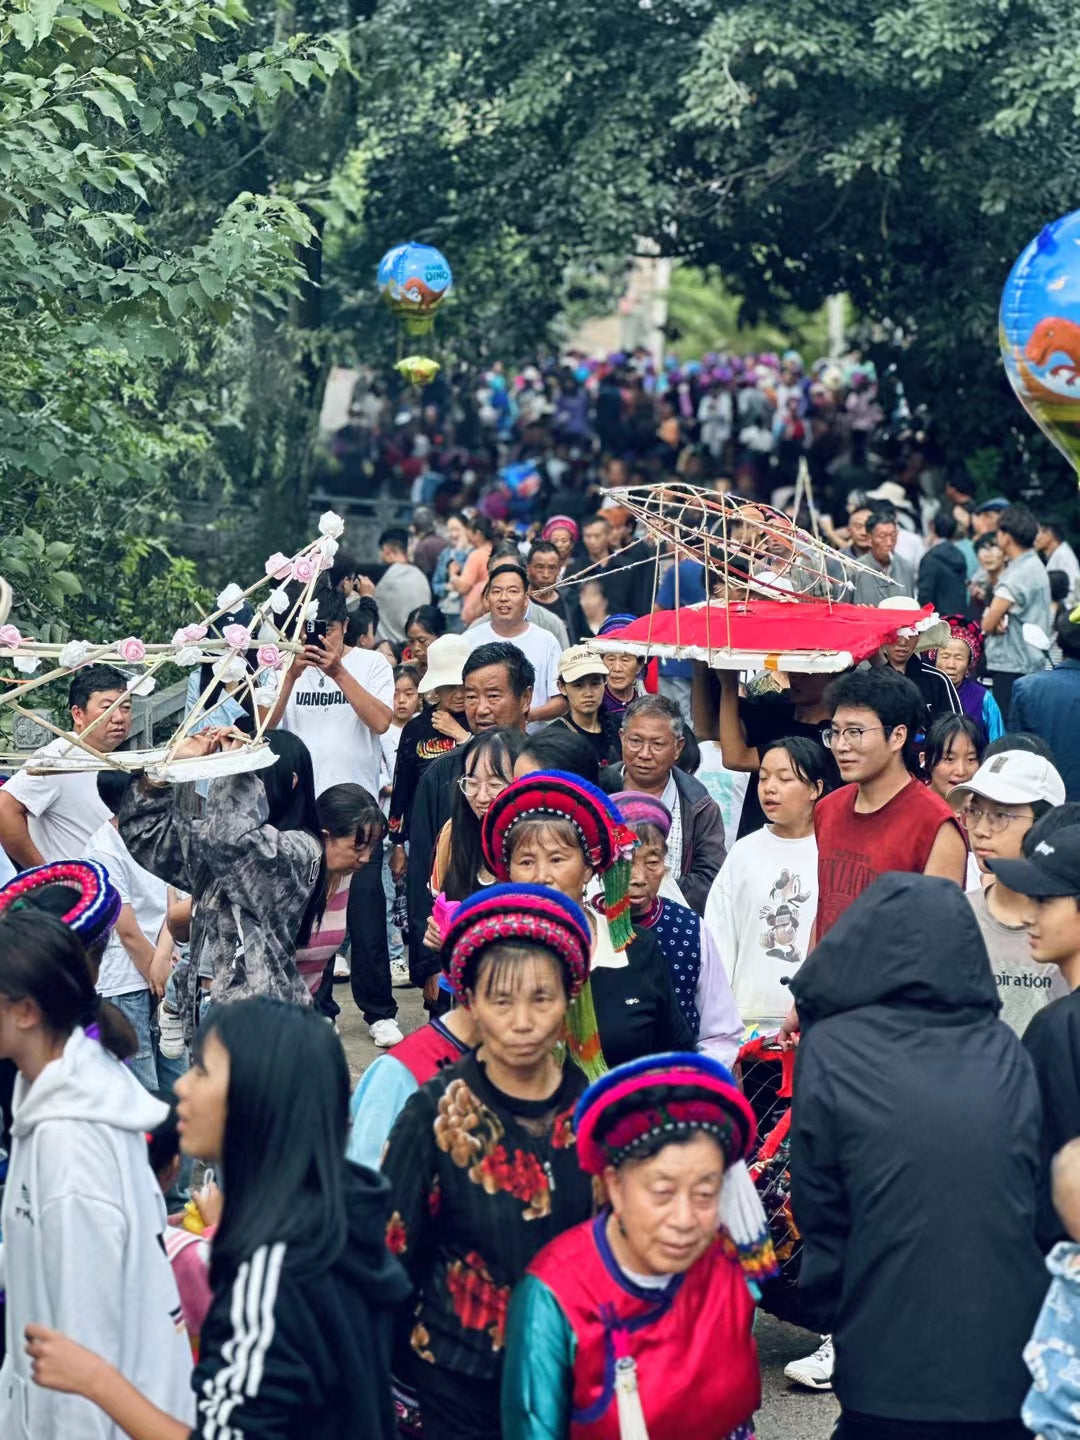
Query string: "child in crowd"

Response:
xmin=1023 ymin=1137 xmax=1080 ymax=1438
xmin=147 ymin=1098 xmax=218 ymax=1356
xmin=553 ymin=645 xmax=622 ymax=767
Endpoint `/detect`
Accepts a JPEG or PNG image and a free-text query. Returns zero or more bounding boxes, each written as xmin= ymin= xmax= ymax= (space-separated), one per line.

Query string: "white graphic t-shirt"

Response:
xmin=703 ymin=826 xmax=818 ymax=1029
xmin=280 ymin=648 xmax=394 ymax=798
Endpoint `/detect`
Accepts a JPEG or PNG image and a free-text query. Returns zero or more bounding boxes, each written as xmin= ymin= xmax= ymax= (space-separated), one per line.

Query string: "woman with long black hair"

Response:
xmin=0 ymin=907 xmax=193 ymax=1439
xmin=26 ymin=995 xmax=409 ymax=1439
xmin=424 ymin=730 xmax=525 ymax=942
xmin=119 ymin=728 xmax=329 ymax=1040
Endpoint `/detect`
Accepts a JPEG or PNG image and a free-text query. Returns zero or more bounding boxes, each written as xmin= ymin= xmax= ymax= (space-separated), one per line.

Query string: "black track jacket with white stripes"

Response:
xmin=189 ymin=1164 xmax=409 ymax=1439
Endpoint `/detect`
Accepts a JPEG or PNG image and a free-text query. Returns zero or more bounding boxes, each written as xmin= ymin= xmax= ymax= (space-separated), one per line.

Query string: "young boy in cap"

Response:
xmin=952 ymin=749 xmax=1069 ymax=1036
xmin=988 ymin=820 xmax=1080 ymax=1248
xmin=553 ymin=645 xmax=622 ymax=767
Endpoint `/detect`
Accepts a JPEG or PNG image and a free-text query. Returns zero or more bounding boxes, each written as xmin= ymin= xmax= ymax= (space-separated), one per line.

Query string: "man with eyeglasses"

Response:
xmin=813 ymin=669 xmax=967 ymax=939
xmin=600 ymin=693 xmax=726 ymax=916
xmin=951 ymin=749 xmax=1069 ymax=1037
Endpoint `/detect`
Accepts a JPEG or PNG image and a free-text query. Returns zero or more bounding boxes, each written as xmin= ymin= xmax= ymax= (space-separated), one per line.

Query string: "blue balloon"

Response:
xmin=376 ymin=241 xmax=453 ymax=334
xmin=1000 ymin=209 xmax=1080 ymax=477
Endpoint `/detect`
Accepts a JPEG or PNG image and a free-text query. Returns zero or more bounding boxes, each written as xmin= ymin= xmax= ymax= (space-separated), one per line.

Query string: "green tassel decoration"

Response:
xmin=565 ymin=979 xmax=607 ymax=1081
xmin=603 ymin=855 xmax=634 ymax=951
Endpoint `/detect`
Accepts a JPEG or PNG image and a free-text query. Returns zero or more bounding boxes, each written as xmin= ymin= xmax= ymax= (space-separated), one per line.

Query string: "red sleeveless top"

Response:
xmin=388 ymin=1015 xmax=467 ymax=1085
xmin=528 ymin=1214 xmax=759 ymax=1440
xmin=814 ymin=778 xmax=961 ymax=937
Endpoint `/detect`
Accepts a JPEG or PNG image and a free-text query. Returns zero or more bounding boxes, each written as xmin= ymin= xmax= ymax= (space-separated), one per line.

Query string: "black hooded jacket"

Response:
xmin=789 ymin=873 xmax=1047 ymax=1425
xmin=190 ymin=1163 xmax=410 ymax=1439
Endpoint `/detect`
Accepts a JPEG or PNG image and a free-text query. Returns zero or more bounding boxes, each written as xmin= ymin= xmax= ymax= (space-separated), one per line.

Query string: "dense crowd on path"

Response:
xmin=1 ymin=346 xmax=1080 ymax=1439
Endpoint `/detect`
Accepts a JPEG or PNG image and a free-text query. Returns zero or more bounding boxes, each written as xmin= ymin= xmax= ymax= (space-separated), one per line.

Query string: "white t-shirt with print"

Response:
xmin=3 ymin=736 xmax=111 ymax=862
xmin=84 ymin=820 xmax=169 ymax=997
xmin=464 ymin=622 xmax=562 ymax=728
xmin=704 ymin=826 xmax=819 ymax=1029
xmin=280 ymin=648 xmax=394 ymax=798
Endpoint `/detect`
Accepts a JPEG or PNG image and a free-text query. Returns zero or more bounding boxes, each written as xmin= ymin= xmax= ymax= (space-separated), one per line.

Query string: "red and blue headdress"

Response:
xmin=442 ymin=883 xmax=591 ymax=1002
xmin=481 ymin=770 xmax=638 ymax=950
xmin=575 ymin=1052 xmax=757 ymax=1174
xmin=576 ymin=1052 xmax=776 ymax=1283
xmin=0 ymin=860 xmax=121 ymax=949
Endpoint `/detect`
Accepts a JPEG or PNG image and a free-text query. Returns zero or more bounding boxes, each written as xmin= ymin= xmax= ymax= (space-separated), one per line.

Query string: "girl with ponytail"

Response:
xmin=0 ymin=900 xmax=193 ymax=1439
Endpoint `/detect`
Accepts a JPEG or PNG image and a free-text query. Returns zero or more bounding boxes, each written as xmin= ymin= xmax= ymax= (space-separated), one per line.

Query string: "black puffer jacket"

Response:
xmin=789 ymin=872 xmax=1047 ymax=1425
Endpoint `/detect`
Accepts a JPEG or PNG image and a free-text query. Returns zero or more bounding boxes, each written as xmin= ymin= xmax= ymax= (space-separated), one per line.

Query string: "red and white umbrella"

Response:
xmin=590 ymin=600 xmax=943 ymax=673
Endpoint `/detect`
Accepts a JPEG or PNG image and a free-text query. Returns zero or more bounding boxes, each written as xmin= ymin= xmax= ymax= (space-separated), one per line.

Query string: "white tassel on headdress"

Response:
xmin=719 ymin=1158 xmax=778 ymax=1284
xmin=614 ymin=1356 xmax=651 ymax=1440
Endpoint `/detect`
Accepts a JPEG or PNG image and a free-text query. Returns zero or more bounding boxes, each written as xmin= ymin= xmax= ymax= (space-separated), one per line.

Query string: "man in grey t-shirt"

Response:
xmin=982 ymin=504 xmax=1052 ymax=718
xmin=851 ymin=509 xmax=915 ymax=606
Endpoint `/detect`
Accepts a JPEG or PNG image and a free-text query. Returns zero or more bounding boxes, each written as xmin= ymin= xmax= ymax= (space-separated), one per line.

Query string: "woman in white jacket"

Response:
xmin=0 ymin=903 xmax=192 ymax=1439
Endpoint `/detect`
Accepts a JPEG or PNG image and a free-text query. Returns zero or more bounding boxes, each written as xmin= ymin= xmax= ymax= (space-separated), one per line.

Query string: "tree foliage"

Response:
xmin=0 ymin=0 xmax=347 ymax=639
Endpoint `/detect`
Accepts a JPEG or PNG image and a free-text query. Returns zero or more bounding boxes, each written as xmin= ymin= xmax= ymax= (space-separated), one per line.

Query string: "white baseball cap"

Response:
xmin=417 ymin=633 xmax=470 ymax=694
xmin=948 ymin=750 xmax=1066 ymax=807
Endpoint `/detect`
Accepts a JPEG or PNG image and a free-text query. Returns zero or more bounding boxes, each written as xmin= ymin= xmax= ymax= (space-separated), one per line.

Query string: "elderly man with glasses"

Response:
xmin=599 ymin=693 xmax=727 ymax=916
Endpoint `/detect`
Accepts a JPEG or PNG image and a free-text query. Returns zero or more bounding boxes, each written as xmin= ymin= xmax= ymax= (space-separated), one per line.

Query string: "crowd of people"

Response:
xmin=1 ymin=344 xmax=1080 ymax=1439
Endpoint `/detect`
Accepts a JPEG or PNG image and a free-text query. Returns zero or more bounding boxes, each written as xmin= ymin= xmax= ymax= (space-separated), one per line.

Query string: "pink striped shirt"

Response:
xmin=295 ymin=878 xmax=350 ymax=992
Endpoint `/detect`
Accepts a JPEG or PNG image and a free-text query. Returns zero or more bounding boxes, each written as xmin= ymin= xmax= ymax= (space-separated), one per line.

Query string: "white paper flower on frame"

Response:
xmin=213 ymin=656 xmax=247 ymax=684
xmin=317 ymin=535 xmax=339 ymax=562
xmin=174 ymin=646 xmax=204 ymax=668
xmin=303 ymin=600 xmax=320 ymax=621
xmin=12 ymin=655 xmax=40 ymax=674
xmin=268 ymin=587 xmax=289 ymax=616
xmin=126 ymin=674 xmax=157 ymax=696
xmin=318 ymin=510 xmax=345 ymax=539
xmin=58 ymin=640 xmax=92 ymax=670
xmin=216 ymin=582 xmax=246 ymax=612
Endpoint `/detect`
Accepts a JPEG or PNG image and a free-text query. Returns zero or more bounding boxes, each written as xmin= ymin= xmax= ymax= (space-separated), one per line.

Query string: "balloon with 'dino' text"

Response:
xmin=376 ymin=241 xmax=452 ymax=335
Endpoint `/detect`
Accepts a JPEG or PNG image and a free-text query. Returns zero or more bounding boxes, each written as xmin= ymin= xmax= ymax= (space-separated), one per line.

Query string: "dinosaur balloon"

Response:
xmin=1001 ymin=209 xmax=1080 ymax=479
xmin=376 ymin=241 xmax=452 ymax=335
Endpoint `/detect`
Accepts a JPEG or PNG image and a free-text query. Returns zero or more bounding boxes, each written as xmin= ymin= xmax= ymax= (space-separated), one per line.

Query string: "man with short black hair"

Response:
xmin=851 ymin=509 xmax=915 ymax=606
xmin=1010 ymin=609 xmax=1080 ymax=800
xmin=406 ymin=642 xmax=535 ymax=997
xmin=983 ymin=503 xmax=1053 ymax=715
xmin=0 ymin=663 xmax=133 ymax=867
xmin=813 ymin=668 xmax=967 ymax=938
xmin=1037 ymin=515 xmax=1080 ymax=609
xmin=568 ymin=512 xmax=635 ymax=614
xmin=464 ymin=561 xmax=564 ymax=725
xmin=917 ymin=511 xmax=969 ymax=615
xmin=527 ymin=539 xmax=572 ymax=638
xmin=409 ymin=506 xmax=448 ymax=581
xmin=989 ymin=819 xmax=1080 ymax=1247
xmin=374 ymin=526 xmax=430 ymax=645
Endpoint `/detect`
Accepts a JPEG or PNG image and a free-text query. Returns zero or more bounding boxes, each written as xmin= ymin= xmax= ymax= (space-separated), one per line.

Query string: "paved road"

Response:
xmin=339 ymin=979 xmax=840 ymax=1440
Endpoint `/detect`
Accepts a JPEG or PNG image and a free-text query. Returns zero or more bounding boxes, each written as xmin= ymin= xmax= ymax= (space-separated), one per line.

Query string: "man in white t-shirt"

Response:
xmin=464 ymin=560 xmax=565 ymax=730
xmin=0 ymin=663 xmax=132 ymax=868
xmin=265 ymin=587 xmax=403 ymax=1047
xmin=84 ymin=769 xmax=173 ymax=1092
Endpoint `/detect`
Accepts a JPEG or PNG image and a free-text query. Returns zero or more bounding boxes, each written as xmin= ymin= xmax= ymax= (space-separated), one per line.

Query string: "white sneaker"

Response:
xmin=369 ymin=1018 xmax=404 ymax=1048
xmin=333 ymin=953 xmax=351 ymax=980
xmin=784 ymin=1336 xmax=834 ymax=1390
xmin=157 ymin=1001 xmax=186 ymax=1061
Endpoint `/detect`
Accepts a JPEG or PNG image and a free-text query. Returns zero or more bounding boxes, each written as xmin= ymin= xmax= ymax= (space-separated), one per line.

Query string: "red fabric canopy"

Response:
xmin=594 ymin=600 xmax=938 ymax=673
